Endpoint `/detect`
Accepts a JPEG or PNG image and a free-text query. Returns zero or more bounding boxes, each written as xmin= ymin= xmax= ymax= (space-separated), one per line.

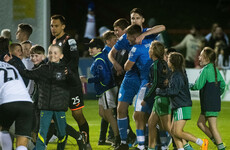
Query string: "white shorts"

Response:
xmin=99 ymin=86 xmax=118 ymax=109
xmin=134 ymin=86 xmax=154 ymax=114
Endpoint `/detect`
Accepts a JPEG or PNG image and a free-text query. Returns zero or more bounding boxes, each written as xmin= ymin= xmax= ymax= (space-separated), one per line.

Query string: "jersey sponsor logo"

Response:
xmin=97 ymin=65 xmax=103 ymax=70
xmin=56 ymin=72 xmax=63 ymax=80
xmin=68 ymin=39 xmax=77 ymax=51
xmin=58 ymin=42 xmax=62 ymax=47
xmin=120 ymin=49 xmax=126 ymax=56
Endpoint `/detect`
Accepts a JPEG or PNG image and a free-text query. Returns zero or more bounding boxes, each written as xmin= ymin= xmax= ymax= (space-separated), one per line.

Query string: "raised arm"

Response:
xmin=136 ymin=25 xmax=166 ymax=44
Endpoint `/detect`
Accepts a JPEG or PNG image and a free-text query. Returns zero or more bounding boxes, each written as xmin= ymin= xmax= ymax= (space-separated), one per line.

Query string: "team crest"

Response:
xmin=56 ymin=72 xmax=62 ymax=80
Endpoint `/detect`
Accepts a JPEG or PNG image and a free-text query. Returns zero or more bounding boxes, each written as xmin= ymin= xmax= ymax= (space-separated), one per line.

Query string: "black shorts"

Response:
xmin=69 ymin=87 xmax=84 ymax=111
xmin=0 ymin=101 xmax=33 ymax=137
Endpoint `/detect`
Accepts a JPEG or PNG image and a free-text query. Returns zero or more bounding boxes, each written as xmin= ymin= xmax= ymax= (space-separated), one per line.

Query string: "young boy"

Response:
xmin=21 ymin=41 xmax=33 ymax=69
xmin=8 ymin=43 xmax=29 ymax=86
xmin=98 ymin=31 xmax=118 ymax=145
xmin=80 ymin=38 xmax=120 ymax=147
xmin=21 ymin=41 xmax=34 ymax=96
xmin=28 ymin=45 xmax=86 ymax=150
xmin=5 ymin=44 xmax=73 ymax=150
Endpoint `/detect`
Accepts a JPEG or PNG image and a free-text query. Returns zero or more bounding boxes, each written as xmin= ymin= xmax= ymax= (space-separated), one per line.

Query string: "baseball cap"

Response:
xmin=87 ymin=38 xmax=104 ymax=49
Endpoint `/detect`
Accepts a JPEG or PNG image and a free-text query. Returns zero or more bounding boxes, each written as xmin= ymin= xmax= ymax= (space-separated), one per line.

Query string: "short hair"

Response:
xmin=1 ymin=29 xmax=11 ymax=39
xmin=21 ymin=40 xmax=32 ymax=45
xmin=30 ymin=45 xmax=45 ymax=55
xmin=126 ymin=24 xmax=142 ymax=35
xmin=150 ymin=41 xmax=165 ymax=60
xmin=9 ymin=43 xmax=22 ymax=53
xmin=130 ymin=8 xmax=144 ymax=17
xmin=103 ymin=31 xmax=116 ymax=42
xmin=48 ymin=44 xmax=63 ymax=54
xmin=51 ymin=15 xmax=66 ymax=25
xmin=0 ymin=36 xmax=9 ymax=55
xmin=113 ymin=18 xmax=129 ymax=30
xmin=18 ymin=23 xmax=33 ymax=37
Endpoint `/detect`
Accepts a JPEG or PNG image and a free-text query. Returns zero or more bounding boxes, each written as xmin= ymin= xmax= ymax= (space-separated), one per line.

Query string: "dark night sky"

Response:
xmin=51 ymin=0 xmax=230 ymax=43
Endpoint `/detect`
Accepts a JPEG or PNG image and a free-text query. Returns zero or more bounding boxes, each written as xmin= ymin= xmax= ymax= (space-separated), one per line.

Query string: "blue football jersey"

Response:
xmin=128 ymin=40 xmax=153 ymax=86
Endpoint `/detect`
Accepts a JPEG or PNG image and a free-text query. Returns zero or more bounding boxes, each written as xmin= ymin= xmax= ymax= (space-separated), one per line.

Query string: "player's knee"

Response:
xmin=133 ymin=112 xmax=142 ymax=122
xmin=117 ymin=107 xmax=126 ymax=117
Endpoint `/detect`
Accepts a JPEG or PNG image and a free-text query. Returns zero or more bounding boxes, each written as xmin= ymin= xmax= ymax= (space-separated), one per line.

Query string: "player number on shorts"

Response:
xmin=72 ymin=96 xmax=80 ymax=105
xmin=0 ymin=67 xmax=18 ymax=83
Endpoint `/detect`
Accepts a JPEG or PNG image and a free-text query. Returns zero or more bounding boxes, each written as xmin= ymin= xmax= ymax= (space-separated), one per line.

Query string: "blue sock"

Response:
xmin=136 ymin=129 xmax=145 ymax=146
xmin=117 ymin=117 xmax=128 ymax=143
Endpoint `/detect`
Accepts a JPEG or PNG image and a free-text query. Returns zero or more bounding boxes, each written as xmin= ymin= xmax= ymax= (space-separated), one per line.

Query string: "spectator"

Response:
xmin=16 ymin=23 xmax=33 ymax=43
xmin=1 ymin=29 xmax=12 ymax=44
xmin=0 ymin=36 xmax=9 ymax=56
xmin=173 ymin=25 xmax=205 ymax=68
xmin=83 ymin=1 xmax=96 ymax=42
xmin=205 ymin=23 xmax=229 ymax=46
xmin=207 ymin=26 xmax=229 ymax=49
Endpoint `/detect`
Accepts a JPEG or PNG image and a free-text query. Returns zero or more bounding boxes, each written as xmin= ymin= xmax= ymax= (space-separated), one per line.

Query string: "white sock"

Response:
xmin=16 ymin=145 xmax=28 ymax=150
xmin=178 ymin=148 xmax=184 ymax=150
xmin=0 ymin=131 xmax=12 ymax=150
xmin=137 ymin=145 xmax=145 ymax=150
xmin=196 ymin=138 xmax=203 ymax=146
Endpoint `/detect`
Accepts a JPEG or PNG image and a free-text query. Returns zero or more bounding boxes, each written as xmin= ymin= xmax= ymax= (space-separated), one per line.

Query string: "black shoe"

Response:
xmin=127 ymin=132 xmax=136 ymax=146
xmin=114 ymin=143 xmax=129 ymax=150
xmin=98 ymin=140 xmax=111 ymax=145
xmin=77 ymin=132 xmax=87 ymax=150
xmin=106 ymin=137 xmax=115 ymax=144
xmin=113 ymin=135 xmax=121 ymax=148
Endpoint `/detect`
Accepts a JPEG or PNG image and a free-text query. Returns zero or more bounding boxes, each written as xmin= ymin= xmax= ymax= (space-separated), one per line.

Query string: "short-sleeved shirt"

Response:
xmin=128 ymin=40 xmax=153 ymax=86
xmin=0 ymin=61 xmax=32 ymax=105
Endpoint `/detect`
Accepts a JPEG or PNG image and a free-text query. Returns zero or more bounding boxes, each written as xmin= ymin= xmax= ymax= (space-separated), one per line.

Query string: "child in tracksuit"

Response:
xmin=80 ymin=38 xmax=120 ymax=146
xmin=155 ymin=52 xmax=203 ymax=150
xmin=190 ymin=47 xmax=226 ymax=150
xmin=6 ymin=44 xmax=73 ymax=150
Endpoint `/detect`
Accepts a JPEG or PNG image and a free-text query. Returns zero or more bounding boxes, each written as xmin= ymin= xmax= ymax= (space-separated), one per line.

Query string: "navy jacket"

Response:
xmin=156 ymin=70 xmax=192 ymax=109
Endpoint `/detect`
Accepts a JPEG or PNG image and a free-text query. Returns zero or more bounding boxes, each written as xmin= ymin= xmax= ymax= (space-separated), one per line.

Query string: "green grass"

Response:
xmin=47 ymin=100 xmax=230 ymax=150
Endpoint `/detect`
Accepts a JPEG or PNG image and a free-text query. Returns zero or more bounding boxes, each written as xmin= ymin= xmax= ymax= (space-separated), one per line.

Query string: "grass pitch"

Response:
xmin=47 ymin=100 xmax=230 ymax=150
